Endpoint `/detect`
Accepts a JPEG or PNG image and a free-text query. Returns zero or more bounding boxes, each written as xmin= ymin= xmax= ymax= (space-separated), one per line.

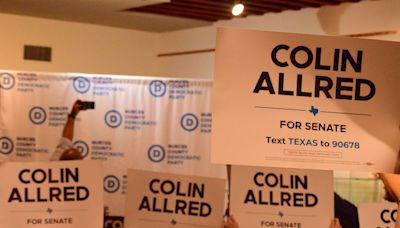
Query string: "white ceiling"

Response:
xmin=0 ymin=0 xmax=212 ymax=32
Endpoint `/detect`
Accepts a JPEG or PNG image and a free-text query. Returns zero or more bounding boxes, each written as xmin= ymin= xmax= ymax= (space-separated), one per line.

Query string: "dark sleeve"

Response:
xmin=334 ymin=192 xmax=360 ymax=228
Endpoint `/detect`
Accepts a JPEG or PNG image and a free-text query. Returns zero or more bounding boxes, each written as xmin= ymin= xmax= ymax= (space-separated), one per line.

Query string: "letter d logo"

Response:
xmin=180 ymin=113 xmax=199 ymax=132
xmin=0 ymin=137 xmax=14 ymax=154
xmin=149 ymin=80 xmax=167 ymax=97
xmin=0 ymin=73 xmax=15 ymax=90
xmin=105 ymin=110 xmax=122 ymax=128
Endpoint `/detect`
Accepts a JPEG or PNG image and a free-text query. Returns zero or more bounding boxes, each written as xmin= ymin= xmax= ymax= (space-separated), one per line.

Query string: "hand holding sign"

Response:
xmin=0 ymin=160 xmax=103 ymax=228
xmin=329 ymin=219 xmax=342 ymax=228
xmin=223 ymin=215 xmax=240 ymax=228
xmin=230 ymin=165 xmax=333 ymax=228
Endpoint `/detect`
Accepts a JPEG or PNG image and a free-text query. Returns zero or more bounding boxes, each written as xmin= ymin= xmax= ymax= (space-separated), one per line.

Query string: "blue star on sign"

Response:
xmin=278 ymin=211 xmax=284 ymax=217
xmin=46 ymin=208 xmax=53 ymax=214
xmin=170 ymin=219 xmax=177 ymax=225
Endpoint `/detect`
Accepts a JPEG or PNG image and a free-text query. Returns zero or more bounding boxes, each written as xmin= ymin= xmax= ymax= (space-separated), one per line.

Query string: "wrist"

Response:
xmin=68 ymin=113 xmax=76 ymax=119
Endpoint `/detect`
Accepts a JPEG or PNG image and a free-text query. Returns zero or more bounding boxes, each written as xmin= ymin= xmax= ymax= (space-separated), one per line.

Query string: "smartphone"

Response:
xmin=79 ymin=101 xmax=95 ymax=110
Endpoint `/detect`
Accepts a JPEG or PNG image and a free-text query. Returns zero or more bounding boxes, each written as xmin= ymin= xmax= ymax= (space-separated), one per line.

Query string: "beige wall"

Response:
xmin=0 ymin=13 xmax=158 ymax=76
xmin=0 ymin=0 xmax=399 ymax=79
xmin=157 ymin=0 xmax=400 ymax=79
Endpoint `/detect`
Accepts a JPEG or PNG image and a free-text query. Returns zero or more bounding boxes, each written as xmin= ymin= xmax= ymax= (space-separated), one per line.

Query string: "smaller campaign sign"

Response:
xmin=230 ymin=165 xmax=333 ymax=228
xmin=124 ymin=169 xmax=226 ymax=228
xmin=0 ymin=160 xmax=104 ymax=228
xmin=104 ymin=216 xmax=124 ymax=228
xmin=358 ymin=202 xmax=398 ymax=228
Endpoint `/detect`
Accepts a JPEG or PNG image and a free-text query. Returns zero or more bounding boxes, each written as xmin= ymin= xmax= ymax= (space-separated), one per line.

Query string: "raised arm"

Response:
xmin=62 ymin=100 xmax=81 ymax=140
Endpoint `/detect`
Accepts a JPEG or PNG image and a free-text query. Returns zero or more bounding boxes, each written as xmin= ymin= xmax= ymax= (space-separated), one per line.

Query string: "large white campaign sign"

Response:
xmin=0 ymin=70 xmax=225 ymax=216
xmin=230 ymin=165 xmax=333 ymax=228
xmin=212 ymin=28 xmax=400 ymax=172
xmin=0 ymin=160 xmax=103 ymax=227
xmin=124 ymin=169 xmax=226 ymax=228
xmin=358 ymin=202 xmax=398 ymax=228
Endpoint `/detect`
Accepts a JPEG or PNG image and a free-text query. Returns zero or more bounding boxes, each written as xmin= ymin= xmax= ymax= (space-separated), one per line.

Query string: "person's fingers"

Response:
xmin=380 ymin=173 xmax=400 ymax=202
xmin=225 ymin=215 xmax=239 ymax=228
xmin=330 ymin=219 xmax=336 ymax=228
xmin=330 ymin=218 xmax=341 ymax=228
xmin=60 ymin=149 xmax=83 ymax=160
xmin=220 ymin=221 xmax=225 ymax=228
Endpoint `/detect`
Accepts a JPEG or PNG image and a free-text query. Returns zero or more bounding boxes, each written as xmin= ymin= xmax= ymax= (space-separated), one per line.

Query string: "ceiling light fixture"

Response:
xmin=232 ymin=2 xmax=244 ymax=16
